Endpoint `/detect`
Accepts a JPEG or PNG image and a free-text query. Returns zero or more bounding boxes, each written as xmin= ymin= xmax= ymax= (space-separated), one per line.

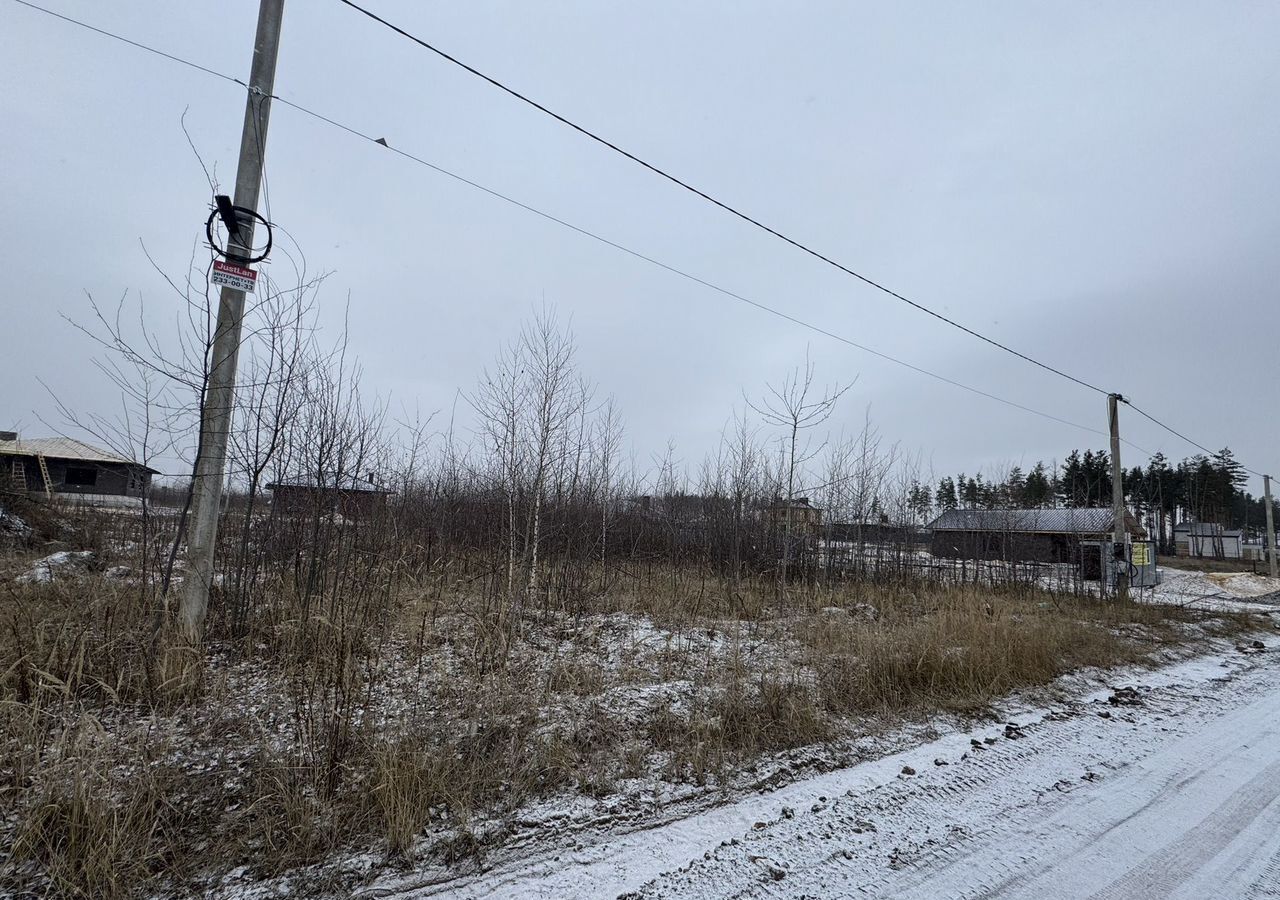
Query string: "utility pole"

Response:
xmin=1264 ymin=474 xmax=1277 ymax=580
xmin=180 ymin=0 xmax=285 ymax=642
xmin=1108 ymin=393 xmax=1129 ymax=600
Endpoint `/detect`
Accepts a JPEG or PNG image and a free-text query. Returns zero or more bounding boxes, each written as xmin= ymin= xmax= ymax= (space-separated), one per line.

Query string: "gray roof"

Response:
xmin=764 ymin=496 xmax=820 ymax=510
xmin=0 ymin=436 xmax=158 ymax=472
xmin=928 ymin=508 xmax=1120 ymax=534
xmin=267 ymin=475 xmax=392 ymax=494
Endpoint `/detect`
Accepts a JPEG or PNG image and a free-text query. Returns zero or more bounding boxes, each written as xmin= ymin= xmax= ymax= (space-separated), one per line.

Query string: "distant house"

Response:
xmin=827 ymin=520 xmax=927 ymax=546
xmin=763 ymin=496 xmax=823 ymax=537
xmin=0 ymin=433 xmax=157 ymax=499
xmin=927 ymin=508 xmax=1147 ymax=563
xmin=1173 ymin=522 xmax=1243 ymax=559
xmin=267 ymin=474 xmax=392 ymax=519
xmin=1242 ymin=541 xmax=1270 ymax=562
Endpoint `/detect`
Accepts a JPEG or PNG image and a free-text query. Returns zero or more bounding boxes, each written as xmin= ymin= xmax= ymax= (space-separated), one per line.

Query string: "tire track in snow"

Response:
xmin=633 ymin=650 xmax=1280 ymax=900
xmin=1087 ymin=760 xmax=1280 ymax=899
xmin=1244 ymin=844 xmax=1280 ymax=899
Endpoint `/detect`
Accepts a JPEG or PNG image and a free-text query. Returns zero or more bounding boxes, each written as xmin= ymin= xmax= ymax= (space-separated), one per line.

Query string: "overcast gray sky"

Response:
xmin=3 ymin=1 xmax=1277 ymax=493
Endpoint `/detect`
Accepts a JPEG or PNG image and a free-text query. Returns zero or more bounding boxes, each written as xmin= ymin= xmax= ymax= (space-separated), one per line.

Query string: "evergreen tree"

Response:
xmin=1004 ymin=466 xmax=1026 ymax=508
xmin=1180 ymin=455 xmax=1213 ymax=521
xmin=973 ymin=473 xmax=988 ymax=509
xmin=1059 ymin=449 xmax=1112 ymax=507
xmin=1213 ymin=448 xmax=1247 ymax=503
xmin=1024 ymin=462 xmax=1051 ymax=508
xmin=908 ymin=480 xmax=933 ymax=523
xmin=935 ymin=476 xmax=958 ymax=511
xmin=1125 ymin=464 xmax=1145 ymax=517
xmin=1059 ymin=451 xmax=1083 ymax=507
xmin=1144 ymin=452 xmax=1175 ymax=550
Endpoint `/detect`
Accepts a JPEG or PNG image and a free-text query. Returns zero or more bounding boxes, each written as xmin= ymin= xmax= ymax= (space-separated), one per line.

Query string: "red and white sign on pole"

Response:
xmin=211 ymin=260 xmax=258 ymax=293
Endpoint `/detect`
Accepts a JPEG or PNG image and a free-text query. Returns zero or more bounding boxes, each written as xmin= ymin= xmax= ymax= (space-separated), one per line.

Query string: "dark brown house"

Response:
xmin=828 ymin=521 xmax=928 ymax=546
xmin=0 ymin=434 xmax=156 ymax=499
xmin=267 ymin=475 xmax=392 ymax=519
xmin=927 ymin=508 xmax=1147 ymax=563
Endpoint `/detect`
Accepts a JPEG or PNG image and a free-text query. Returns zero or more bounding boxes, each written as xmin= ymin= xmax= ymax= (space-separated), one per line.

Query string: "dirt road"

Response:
xmin=387 ymin=639 xmax=1280 ymax=900
xmin=635 ymin=645 xmax=1280 ymax=900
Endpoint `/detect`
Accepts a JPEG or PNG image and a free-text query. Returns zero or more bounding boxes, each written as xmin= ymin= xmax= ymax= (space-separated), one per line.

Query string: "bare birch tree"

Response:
xmin=749 ymin=353 xmax=851 ymax=592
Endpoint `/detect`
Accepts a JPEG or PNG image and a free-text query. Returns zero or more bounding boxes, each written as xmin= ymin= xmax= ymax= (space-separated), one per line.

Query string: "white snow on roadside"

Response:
xmin=359 ymin=637 xmax=1278 ymax=900
xmin=1152 ymin=567 xmax=1280 ymax=611
xmin=1211 ymin=571 xmax=1280 ymax=597
xmin=630 ymin=640 xmax=1280 ymax=900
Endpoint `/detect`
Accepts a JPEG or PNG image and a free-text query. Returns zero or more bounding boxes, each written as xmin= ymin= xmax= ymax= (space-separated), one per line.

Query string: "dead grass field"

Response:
xmin=0 ymin=529 xmax=1260 ymax=898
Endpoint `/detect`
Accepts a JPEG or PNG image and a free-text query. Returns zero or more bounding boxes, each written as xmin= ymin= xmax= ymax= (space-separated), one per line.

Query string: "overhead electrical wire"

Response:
xmin=334 ymin=0 xmax=1112 ymax=398
xmin=267 ymin=103 xmax=1122 ymax=443
xmin=8 ymin=0 xmax=1122 ymax=447
xmin=11 ymin=0 xmax=1272 ymax=479
xmin=1121 ymin=400 xmax=1266 ymax=478
xmin=9 ymin=0 xmax=241 ymax=86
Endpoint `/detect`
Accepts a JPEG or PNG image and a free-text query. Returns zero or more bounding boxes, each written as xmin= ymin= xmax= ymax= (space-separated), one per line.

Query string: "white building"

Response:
xmin=1173 ymin=522 xmax=1243 ymax=559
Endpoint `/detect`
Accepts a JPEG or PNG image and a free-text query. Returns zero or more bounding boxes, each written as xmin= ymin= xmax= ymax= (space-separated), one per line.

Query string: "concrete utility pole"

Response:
xmin=180 ymin=0 xmax=285 ymax=642
xmin=1264 ymin=474 xmax=1278 ymax=580
xmin=1108 ymin=393 xmax=1129 ymax=600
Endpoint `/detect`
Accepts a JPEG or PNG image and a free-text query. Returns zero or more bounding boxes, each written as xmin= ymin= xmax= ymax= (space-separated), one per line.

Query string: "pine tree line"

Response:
xmin=913 ymin=447 xmax=1273 ymax=548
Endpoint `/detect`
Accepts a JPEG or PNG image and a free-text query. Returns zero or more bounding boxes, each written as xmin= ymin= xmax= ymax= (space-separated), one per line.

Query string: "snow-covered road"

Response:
xmin=635 ymin=646 xmax=1280 ymax=900
xmin=379 ymin=638 xmax=1280 ymax=900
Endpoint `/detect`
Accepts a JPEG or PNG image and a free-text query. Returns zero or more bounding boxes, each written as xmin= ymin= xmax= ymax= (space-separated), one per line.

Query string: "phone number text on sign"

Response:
xmin=212 ymin=260 xmax=258 ymax=293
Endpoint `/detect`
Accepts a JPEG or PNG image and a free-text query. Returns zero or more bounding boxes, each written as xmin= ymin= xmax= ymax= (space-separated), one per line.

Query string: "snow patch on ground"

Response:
xmin=0 ymin=507 xmax=32 ymax=538
xmin=1209 ymin=571 xmax=1280 ymax=597
xmin=15 ymin=549 xmax=96 ymax=583
xmin=1152 ymin=568 xmax=1280 ymax=611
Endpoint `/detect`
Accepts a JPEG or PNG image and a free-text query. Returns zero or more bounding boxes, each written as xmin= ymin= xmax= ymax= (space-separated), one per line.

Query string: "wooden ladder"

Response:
xmin=9 ymin=457 xmax=26 ymax=492
xmin=35 ymin=454 xmax=53 ymax=499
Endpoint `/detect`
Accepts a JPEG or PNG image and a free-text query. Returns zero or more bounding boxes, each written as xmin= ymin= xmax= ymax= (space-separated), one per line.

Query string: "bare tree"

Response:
xmin=468 ymin=309 xmax=594 ymax=637
xmin=225 ymin=266 xmax=323 ymax=633
xmin=748 ymin=352 xmax=852 ymax=591
xmin=593 ymin=395 xmax=624 ymax=577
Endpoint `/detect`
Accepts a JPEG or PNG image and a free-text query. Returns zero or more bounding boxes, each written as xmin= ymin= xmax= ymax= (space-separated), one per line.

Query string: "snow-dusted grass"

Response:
xmin=0 ymin=540 xmax=1267 ymax=898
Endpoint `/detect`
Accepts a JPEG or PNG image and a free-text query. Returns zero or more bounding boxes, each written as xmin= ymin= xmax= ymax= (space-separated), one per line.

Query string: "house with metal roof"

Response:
xmin=0 ymin=433 xmax=158 ymax=500
xmin=927 ymin=507 xmax=1147 ymax=562
xmin=266 ymin=473 xmax=393 ymax=519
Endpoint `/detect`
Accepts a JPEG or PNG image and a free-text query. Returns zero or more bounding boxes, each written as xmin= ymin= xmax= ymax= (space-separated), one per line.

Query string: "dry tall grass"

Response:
xmin=0 ymin=548 xmax=1255 ymax=898
xmin=802 ymin=583 xmax=1172 ymax=714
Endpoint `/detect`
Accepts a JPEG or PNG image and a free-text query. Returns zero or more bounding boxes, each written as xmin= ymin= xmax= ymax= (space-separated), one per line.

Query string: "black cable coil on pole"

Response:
xmin=205 ymin=202 xmax=273 ymax=264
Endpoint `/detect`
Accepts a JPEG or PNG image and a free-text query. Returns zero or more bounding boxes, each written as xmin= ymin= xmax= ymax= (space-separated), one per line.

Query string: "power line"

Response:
xmin=1122 ymin=400 xmax=1267 ymax=478
xmin=14 ymin=0 xmax=1254 ymax=471
xmin=334 ymin=0 xmax=1113 ymax=398
xmin=2 ymin=0 xmax=1138 ymax=453
xmin=10 ymin=0 xmax=243 ymax=87
xmin=266 ymin=99 xmax=1121 ymax=445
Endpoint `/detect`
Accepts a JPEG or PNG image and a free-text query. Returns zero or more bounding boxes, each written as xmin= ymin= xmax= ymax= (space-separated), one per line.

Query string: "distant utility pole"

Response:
xmin=180 ymin=0 xmax=285 ymax=642
xmin=1108 ymin=393 xmax=1129 ymax=600
xmin=1264 ymin=474 xmax=1277 ymax=580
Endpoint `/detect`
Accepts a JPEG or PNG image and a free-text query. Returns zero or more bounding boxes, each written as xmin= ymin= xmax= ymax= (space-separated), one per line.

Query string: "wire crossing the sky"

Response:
xmin=275 ymin=95 xmax=1120 ymax=444
xmin=1121 ymin=400 xmax=1266 ymax=478
xmin=335 ymin=0 xmax=1113 ymax=398
xmin=8 ymin=0 xmax=1271 ymax=479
